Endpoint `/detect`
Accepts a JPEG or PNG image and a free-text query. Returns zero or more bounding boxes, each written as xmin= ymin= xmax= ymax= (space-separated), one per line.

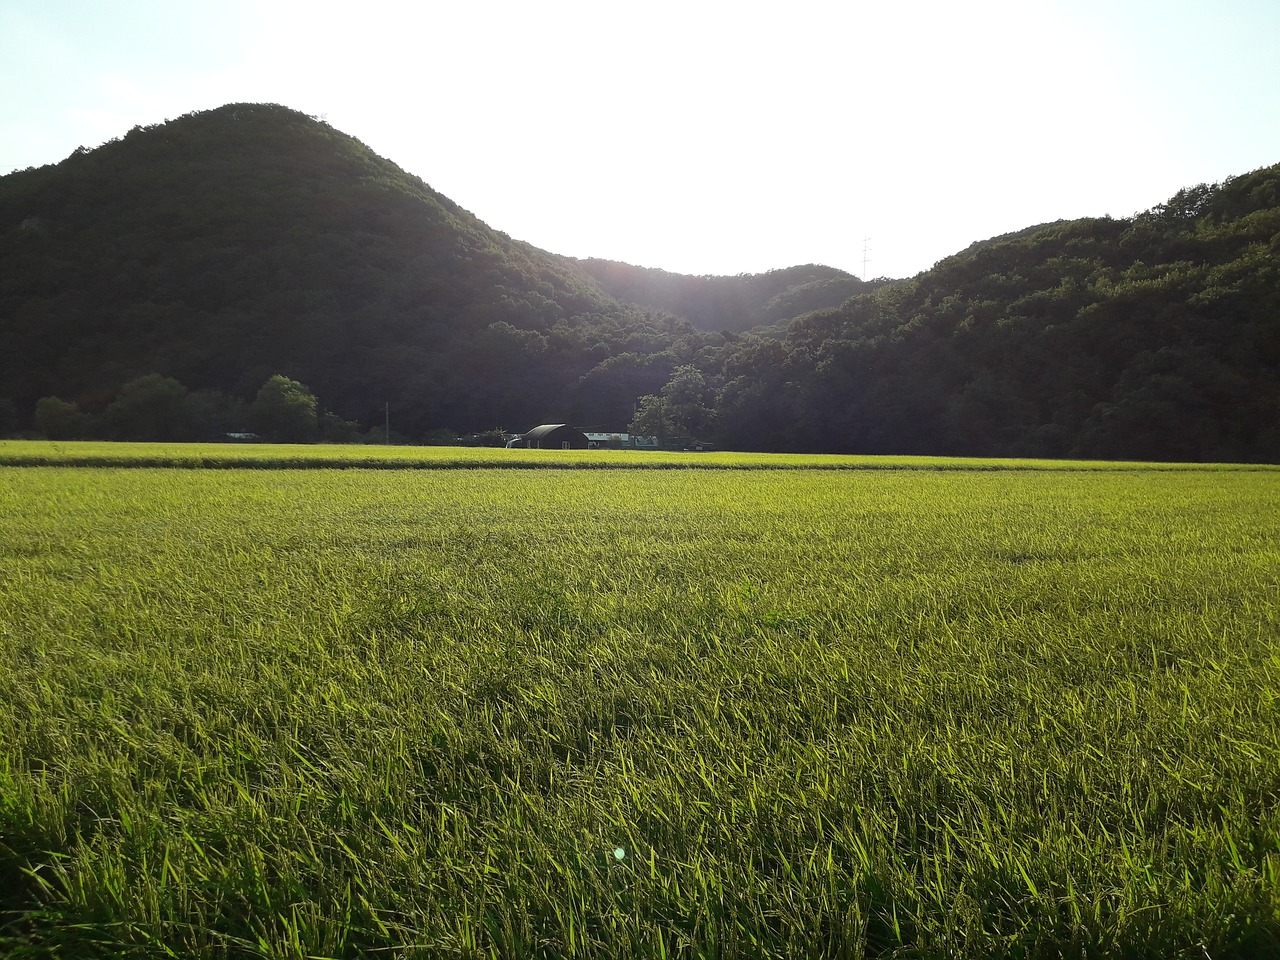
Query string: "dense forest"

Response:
xmin=1 ymin=103 xmax=1277 ymax=460
xmin=702 ymin=173 xmax=1280 ymax=460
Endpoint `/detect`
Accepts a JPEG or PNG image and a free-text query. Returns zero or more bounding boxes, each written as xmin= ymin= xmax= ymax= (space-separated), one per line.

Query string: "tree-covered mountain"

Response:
xmin=1 ymin=103 xmax=1277 ymax=460
xmin=0 ymin=103 xmax=715 ymax=434
xmin=574 ymin=259 xmax=883 ymax=333
xmin=698 ymin=168 xmax=1280 ymax=461
xmin=0 ymin=103 xmax=872 ymax=438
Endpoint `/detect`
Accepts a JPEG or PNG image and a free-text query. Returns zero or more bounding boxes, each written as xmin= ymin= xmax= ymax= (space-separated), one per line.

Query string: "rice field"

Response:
xmin=1 ymin=439 xmax=1271 ymax=471
xmin=1 ymin=450 xmax=1278 ymax=958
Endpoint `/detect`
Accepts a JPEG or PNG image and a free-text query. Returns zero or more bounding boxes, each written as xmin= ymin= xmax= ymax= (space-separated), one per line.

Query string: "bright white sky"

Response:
xmin=3 ymin=0 xmax=1278 ymax=279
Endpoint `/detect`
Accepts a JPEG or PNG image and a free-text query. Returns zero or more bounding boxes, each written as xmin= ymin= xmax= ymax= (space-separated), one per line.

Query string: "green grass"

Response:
xmin=3 ymin=439 xmax=1275 ymax=471
xmin=1 ymin=462 xmax=1278 ymax=957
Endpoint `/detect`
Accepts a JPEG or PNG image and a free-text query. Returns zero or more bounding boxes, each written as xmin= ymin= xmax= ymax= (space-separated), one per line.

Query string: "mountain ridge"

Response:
xmin=0 ymin=103 xmax=859 ymax=434
xmin=2 ymin=103 xmax=1277 ymax=460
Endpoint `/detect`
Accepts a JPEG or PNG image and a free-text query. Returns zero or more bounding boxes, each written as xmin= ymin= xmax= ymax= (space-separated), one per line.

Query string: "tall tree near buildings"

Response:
xmin=250 ymin=375 xmax=318 ymax=442
xmin=630 ymin=364 xmax=716 ymax=446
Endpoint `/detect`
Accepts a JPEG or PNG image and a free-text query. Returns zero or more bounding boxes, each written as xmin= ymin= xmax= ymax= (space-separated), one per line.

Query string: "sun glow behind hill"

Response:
xmin=2 ymin=0 xmax=1278 ymax=279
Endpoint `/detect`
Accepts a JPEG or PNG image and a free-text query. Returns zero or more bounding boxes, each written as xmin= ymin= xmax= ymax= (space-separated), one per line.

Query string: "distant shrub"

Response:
xmin=34 ymin=396 xmax=94 ymax=440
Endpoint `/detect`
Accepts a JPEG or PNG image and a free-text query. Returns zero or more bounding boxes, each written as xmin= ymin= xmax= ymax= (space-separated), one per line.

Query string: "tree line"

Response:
xmin=22 ymin=374 xmax=361 ymax=444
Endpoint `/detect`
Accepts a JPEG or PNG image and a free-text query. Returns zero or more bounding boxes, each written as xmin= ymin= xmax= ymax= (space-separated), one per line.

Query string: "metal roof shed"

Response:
xmin=519 ymin=424 xmax=590 ymax=449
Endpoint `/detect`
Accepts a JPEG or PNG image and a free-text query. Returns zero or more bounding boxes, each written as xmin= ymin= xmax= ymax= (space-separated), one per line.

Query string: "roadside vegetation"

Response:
xmin=2 ymin=458 xmax=1277 ymax=957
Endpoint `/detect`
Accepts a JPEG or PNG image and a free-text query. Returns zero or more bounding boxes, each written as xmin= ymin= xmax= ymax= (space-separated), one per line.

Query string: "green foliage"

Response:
xmin=103 ymin=373 xmax=195 ymax=441
xmin=707 ymin=167 xmax=1280 ymax=461
xmin=250 ymin=374 xmax=318 ymax=443
xmin=319 ymin=409 xmax=362 ymax=443
xmin=630 ymin=364 xmax=716 ymax=446
xmin=33 ymin=396 xmax=93 ymax=439
xmin=0 ymin=463 xmax=1278 ymax=956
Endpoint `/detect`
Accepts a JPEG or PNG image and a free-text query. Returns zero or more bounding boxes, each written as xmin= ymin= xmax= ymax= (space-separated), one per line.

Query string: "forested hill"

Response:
xmin=1 ymin=102 xmax=1277 ymax=460
xmin=0 ymin=103 xmax=676 ymax=434
xmin=704 ymin=167 xmax=1280 ymax=461
xmin=0 ymin=103 xmax=860 ymax=436
xmin=574 ymin=259 xmax=881 ymax=332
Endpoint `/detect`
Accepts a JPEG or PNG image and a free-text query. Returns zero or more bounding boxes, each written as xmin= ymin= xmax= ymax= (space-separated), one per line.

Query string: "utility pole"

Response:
xmin=385 ymin=402 xmax=390 ymax=445
xmin=862 ymin=237 xmax=872 ymax=281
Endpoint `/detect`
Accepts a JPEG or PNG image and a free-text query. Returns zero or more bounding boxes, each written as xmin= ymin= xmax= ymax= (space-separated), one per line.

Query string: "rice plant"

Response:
xmin=0 ymin=463 xmax=1277 ymax=957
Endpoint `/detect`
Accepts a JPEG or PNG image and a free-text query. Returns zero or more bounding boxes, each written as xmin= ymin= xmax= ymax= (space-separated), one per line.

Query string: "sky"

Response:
xmin=2 ymin=0 xmax=1278 ymax=280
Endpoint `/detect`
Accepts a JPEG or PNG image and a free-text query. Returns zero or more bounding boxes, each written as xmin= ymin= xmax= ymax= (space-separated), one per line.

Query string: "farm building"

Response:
xmin=584 ymin=432 xmax=661 ymax=450
xmin=508 ymin=424 xmax=591 ymax=449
